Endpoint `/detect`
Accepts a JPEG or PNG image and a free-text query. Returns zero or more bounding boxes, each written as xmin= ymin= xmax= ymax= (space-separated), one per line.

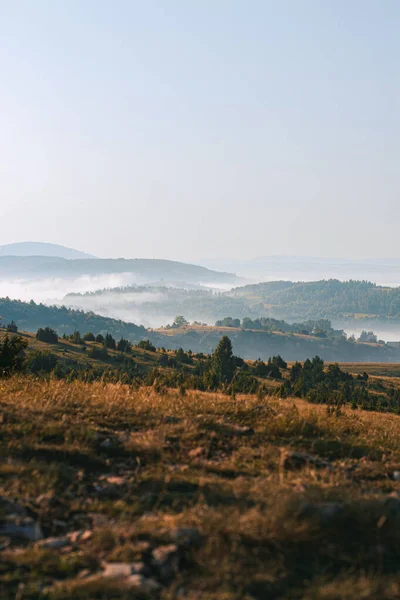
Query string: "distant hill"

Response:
xmin=0 ymin=297 xmax=147 ymax=341
xmin=229 ymin=279 xmax=400 ymax=320
xmin=3 ymin=296 xmax=400 ymax=362
xmin=0 ymin=256 xmax=239 ymax=286
xmin=0 ymin=241 xmax=95 ymax=259
xmin=200 ymin=256 xmax=400 ymax=286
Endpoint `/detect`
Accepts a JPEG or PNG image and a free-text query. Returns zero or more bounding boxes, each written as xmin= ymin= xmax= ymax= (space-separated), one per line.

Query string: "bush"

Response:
xmin=88 ymin=346 xmax=109 ymax=360
xmin=0 ymin=335 xmax=28 ymax=375
xmin=95 ymin=334 xmax=104 ymax=344
xmin=26 ymin=350 xmax=58 ymax=374
xmin=104 ymin=333 xmax=116 ymax=349
xmin=70 ymin=330 xmax=84 ymax=345
xmin=137 ymin=340 xmax=156 ymax=352
xmin=117 ymin=338 xmax=131 ymax=353
xmin=36 ymin=327 xmax=58 ymax=344
xmin=6 ymin=321 xmax=18 ymax=333
xmin=83 ymin=332 xmax=95 ymax=342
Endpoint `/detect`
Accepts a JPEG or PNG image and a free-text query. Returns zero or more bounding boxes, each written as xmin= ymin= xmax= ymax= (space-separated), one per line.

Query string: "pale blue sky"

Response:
xmin=1 ymin=0 xmax=399 ymax=260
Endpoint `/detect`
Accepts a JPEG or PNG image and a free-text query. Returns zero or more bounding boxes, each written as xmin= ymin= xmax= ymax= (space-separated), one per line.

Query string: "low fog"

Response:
xmin=0 ymin=273 xmax=142 ymax=305
xmin=3 ymin=270 xmax=400 ymax=343
xmin=64 ymin=290 xmax=175 ymax=329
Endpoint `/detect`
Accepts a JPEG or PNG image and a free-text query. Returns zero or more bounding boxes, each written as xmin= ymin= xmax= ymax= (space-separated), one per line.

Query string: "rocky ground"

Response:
xmin=2 ymin=377 xmax=400 ymax=598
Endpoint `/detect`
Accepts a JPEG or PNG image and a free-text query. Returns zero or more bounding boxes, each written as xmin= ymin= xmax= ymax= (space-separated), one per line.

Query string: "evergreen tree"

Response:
xmin=211 ymin=336 xmax=236 ymax=383
xmin=104 ymin=333 xmax=116 ymax=349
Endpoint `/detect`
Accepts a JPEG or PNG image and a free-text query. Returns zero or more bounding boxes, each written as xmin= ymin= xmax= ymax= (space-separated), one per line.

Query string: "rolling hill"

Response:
xmin=0 ymin=241 xmax=95 ymax=259
xmin=229 ymin=279 xmax=400 ymax=320
xmin=3 ymin=296 xmax=400 ymax=363
xmin=0 ymin=256 xmax=239 ymax=286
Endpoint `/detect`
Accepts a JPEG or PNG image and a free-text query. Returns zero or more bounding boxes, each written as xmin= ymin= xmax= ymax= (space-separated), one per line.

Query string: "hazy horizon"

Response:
xmin=1 ymin=1 xmax=399 ymax=261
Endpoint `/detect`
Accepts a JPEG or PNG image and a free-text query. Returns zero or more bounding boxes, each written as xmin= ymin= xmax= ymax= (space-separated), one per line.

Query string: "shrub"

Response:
xmin=104 ymin=333 xmax=116 ymax=349
xmin=0 ymin=335 xmax=28 ymax=375
xmin=6 ymin=321 xmax=18 ymax=333
xmin=95 ymin=334 xmax=104 ymax=343
xmin=117 ymin=338 xmax=131 ymax=352
xmin=26 ymin=350 xmax=58 ymax=374
xmin=137 ymin=340 xmax=156 ymax=352
xmin=83 ymin=332 xmax=95 ymax=342
xmin=70 ymin=331 xmax=84 ymax=345
xmin=88 ymin=346 xmax=109 ymax=360
xmin=36 ymin=327 xmax=58 ymax=344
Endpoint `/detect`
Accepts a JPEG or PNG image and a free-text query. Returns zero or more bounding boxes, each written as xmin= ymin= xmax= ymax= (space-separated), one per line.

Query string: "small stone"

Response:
xmin=189 ymin=447 xmax=204 ymax=459
xmin=68 ymin=530 xmax=82 ymax=544
xmin=37 ymin=536 xmax=69 ymax=549
xmin=393 ymin=471 xmax=400 ymax=481
xmin=79 ymin=529 xmax=93 ymax=542
xmin=0 ymin=518 xmax=43 ymax=541
xmin=99 ymin=437 xmax=120 ymax=450
xmin=152 ymin=544 xmax=180 ymax=581
xmin=102 ymin=562 xmax=133 ymax=578
xmin=124 ymin=574 xmax=161 ymax=592
xmin=230 ymin=424 xmax=254 ymax=436
xmin=134 ymin=540 xmax=151 ymax=554
xmin=103 ymin=476 xmax=125 ymax=486
xmin=77 ymin=569 xmax=91 ymax=579
xmin=131 ymin=561 xmax=146 ymax=574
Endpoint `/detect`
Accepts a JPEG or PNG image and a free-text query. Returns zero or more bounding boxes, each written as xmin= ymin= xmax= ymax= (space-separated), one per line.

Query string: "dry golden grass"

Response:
xmin=2 ymin=377 xmax=400 ymax=598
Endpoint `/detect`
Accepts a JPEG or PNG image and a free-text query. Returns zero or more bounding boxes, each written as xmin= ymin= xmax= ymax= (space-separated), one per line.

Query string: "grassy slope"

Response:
xmin=16 ymin=330 xmax=162 ymax=373
xmin=153 ymin=324 xmax=400 ymax=362
xmin=3 ymin=375 xmax=400 ymax=598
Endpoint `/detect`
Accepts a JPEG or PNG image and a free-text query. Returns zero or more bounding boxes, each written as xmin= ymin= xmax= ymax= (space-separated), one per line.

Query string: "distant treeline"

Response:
xmin=215 ymin=316 xmax=345 ymax=337
xmin=2 ymin=297 xmax=400 ymax=362
xmin=230 ymin=279 xmax=400 ymax=320
xmin=0 ymin=297 xmax=146 ymax=340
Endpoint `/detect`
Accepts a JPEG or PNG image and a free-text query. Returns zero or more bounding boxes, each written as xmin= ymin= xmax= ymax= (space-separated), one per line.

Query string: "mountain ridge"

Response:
xmin=0 ymin=241 xmax=95 ymax=259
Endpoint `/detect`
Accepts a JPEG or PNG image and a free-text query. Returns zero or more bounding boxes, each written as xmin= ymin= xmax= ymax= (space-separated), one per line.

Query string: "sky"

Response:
xmin=1 ymin=0 xmax=399 ymax=261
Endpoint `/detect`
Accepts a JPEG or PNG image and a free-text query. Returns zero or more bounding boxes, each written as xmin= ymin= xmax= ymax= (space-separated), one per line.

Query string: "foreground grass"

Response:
xmin=2 ymin=378 xmax=400 ymax=598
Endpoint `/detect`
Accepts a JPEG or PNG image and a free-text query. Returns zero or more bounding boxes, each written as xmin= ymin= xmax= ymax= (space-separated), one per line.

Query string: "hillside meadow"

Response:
xmin=2 ymin=377 xmax=400 ymax=598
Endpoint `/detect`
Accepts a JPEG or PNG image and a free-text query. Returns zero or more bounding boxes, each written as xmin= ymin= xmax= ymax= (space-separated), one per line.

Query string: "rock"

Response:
xmin=98 ymin=436 xmax=121 ymax=451
xmin=152 ymin=544 xmax=180 ymax=581
xmin=79 ymin=529 xmax=93 ymax=542
xmin=393 ymin=471 xmax=400 ymax=481
xmin=100 ymin=475 xmax=125 ymax=486
xmin=102 ymin=561 xmax=145 ymax=578
xmin=124 ymin=575 xmax=161 ymax=592
xmin=170 ymin=527 xmax=202 ymax=547
xmin=0 ymin=518 xmax=43 ymax=542
xmin=77 ymin=569 xmax=91 ymax=579
xmin=0 ymin=496 xmax=43 ymax=541
xmin=229 ymin=424 xmax=254 ymax=436
xmin=102 ymin=562 xmax=134 ymax=578
xmin=37 ymin=536 xmax=70 ymax=549
xmin=134 ymin=540 xmax=151 ymax=554
xmin=189 ymin=447 xmax=204 ymax=459
xmin=281 ymin=450 xmax=330 ymax=470
xmin=67 ymin=530 xmax=82 ymax=544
